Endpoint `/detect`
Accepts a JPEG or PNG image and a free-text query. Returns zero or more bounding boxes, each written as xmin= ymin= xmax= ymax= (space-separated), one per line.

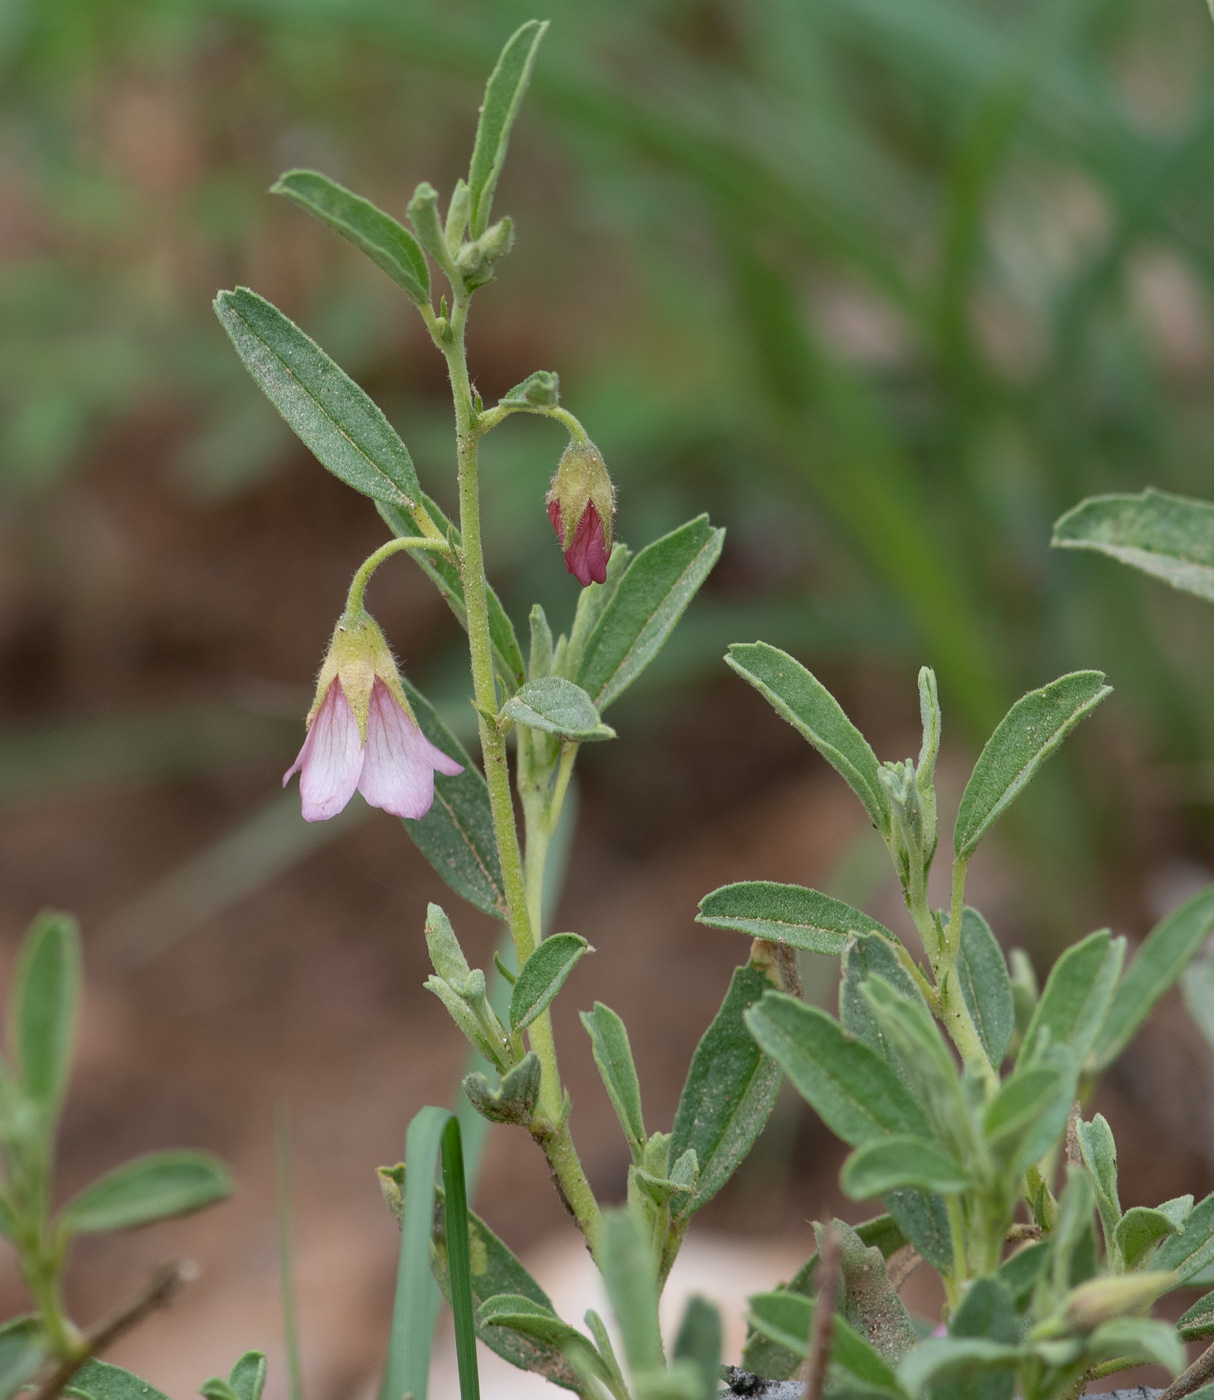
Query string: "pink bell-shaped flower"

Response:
xmin=546 ymin=437 xmax=615 ymax=587
xmin=284 ymin=611 xmax=462 ymax=822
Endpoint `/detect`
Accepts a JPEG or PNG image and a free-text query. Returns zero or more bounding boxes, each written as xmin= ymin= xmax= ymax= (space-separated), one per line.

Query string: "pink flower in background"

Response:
xmin=547 ymin=497 xmax=610 ymax=586
xmin=284 ymin=612 xmax=462 ymax=822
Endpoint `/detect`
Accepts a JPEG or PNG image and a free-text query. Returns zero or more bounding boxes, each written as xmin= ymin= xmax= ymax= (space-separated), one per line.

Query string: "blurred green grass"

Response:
xmin=4 ymin=0 xmax=1214 ymax=940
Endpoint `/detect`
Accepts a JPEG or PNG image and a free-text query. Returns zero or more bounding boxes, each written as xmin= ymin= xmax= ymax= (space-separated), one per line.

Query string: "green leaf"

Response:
xmin=953 ymin=672 xmax=1111 ymax=859
xmin=726 ymin=643 xmax=888 ymax=839
xmin=380 ymin=495 xmax=525 ymax=692
xmin=899 ymin=1338 xmax=1021 ymax=1400
xmin=462 ymin=1053 xmax=541 ymax=1127
xmin=1052 ymin=488 xmax=1214 ymax=603
xmin=745 ymin=1291 xmax=903 ymax=1394
xmin=839 ymin=933 xmax=927 ymax=1077
xmin=400 ymin=678 xmax=507 ymax=921
xmin=1019 ymin=928 xmax=1123 ymax=1068
xmin=1155 ymin=1191 xmax=1214 ymax=1284
xmin=1114 ymin=1206 xmax=1178 ymax=1271
xmin=1078 ymin=1116 xmax=1122 ymax=1249
xmin=934 ymin=1277 xmax=1019 ymax=1400
xmin=475 ymin=1295 xmax=607 ymax=1387
xmin=841 ymin=1137 xmax=970 ymax=1199
xmin=61 ymin=1150 xmax=231 ymax=1233
xmin=501 ymin=678 xmax=615 ymax=742
xmin=669 ymin=964 xmax=783 ymax=1220
xmin=697 ymin=882 xmax=893 ymax=955
xmin=0 ymin=1317 xmax=45 ymax=1400
xmin=428 ymin=1186 xmax=581 ymax=1392
xmin=957 ymin=908 xmax=1014 ymax=1068
xmin=467 ymin=21 xmax=548 ymax=238
xmin=828 ymin=1219 xmax=916 ymax=1365
xmin=500 ymin=371 xmax=559 ymax=408
xmin=673 ymin=1296 xmax=722 ymax=1400
xmin=601 ymin=1208 xmax=663 ymax=1375
xmin=1178 ymin=1290 xmax=1214 ymax=1340
xmin=1084 ymin=1317 xmax=1184 ymax=1374
xmin=271 ymin=170 xmax=430 ymax=306
xmin=226 ymin=1354 xmax=267 ymax=1400
xmin=999 ymin=1240 xmax=1050 ymax=1309
xmin=982 ymin=1064 xmax=1074 ymax=1178
xmin=199 ymin=1381 xmax=237 ymax=1400
xmin=580 ymin=1003 xmax=646 ymax=1162
xmin=213 ymin=288 xmax=422 ymax=510
xmin=744 ymin=992 xmax=930 ymax=1147
xmin=12 ymin=909 xmax=79 ymax=1117
xmin=509 ymin=934 xmax=590 ymax=1031
xmin=65 ymin=1361 xmax=170 ymax=1400
xmin=577 ymin=515 xmax=724 ymax=712
xmin=1092 ymin=883 xmax=1214 ymax=1070
xmin=883 ymin=1191 xmax=954 ymax=1276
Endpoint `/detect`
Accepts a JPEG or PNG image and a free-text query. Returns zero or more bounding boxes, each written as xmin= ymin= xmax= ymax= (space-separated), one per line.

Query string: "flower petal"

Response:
xmin=358 ymin=679 xmax=461 ymax=819
xmin=284 ymin=680 xmax=364 ymax=822
xmin=565 ymin=502 xmax=609 ymax=586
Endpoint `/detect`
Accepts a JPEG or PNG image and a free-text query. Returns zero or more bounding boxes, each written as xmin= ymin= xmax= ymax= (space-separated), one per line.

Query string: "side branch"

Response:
xmin=30 ymin=1259 xmax=197 ymax=1400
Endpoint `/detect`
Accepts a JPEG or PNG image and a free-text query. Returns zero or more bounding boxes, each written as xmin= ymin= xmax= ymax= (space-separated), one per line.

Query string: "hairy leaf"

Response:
xmin=61 ymin=1151 xmax=231 ymax=1233
xmin=1052 ymin=488 xmax=1214 ymax=603
xmin=842 ymin=1136 xmax=970 ymax=1198
xmin=1019 ymin=928 xmax=1123 ymax=1069
xmin=467 ymin=21 xmax=548 ymax=238
xmin=670 ymin=964 xmax=783 ymax=1219
xmin=271 ymin=170 xmax=429 ymax=305
xmin=12 ymin=910 xmax=79 ymax=1119
xmin=581 ymin=1003 xmax=645 ymax=1161
xmin=954 ymin=672 xmax=1111 ymax=858
xmin=726 ymin=643 xmax=887 ymax=838
xmin=214 ymin=288 xmax=422 ymax=509
xmin=957 ymin=907 xmax=1014 ymax=1068
xmin=578 ymin=516 xmax=724 ymax=712
xmin=698 ymin=882 xmax=893 ymax=955
xmin=509 ymin=934 xmax=589 ymax=1031
xmin=400 ymin=679 xmax=506 ymax=921
xmin=501 ymin=678 xmax=615 ymax=742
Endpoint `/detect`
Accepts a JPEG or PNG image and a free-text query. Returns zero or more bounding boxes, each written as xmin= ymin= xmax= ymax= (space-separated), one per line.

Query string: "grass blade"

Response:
xmin=440 ymin=1118 xmax=480 ymax=1400
xmin=275 ymin=1105 xmax=305 ymax=1400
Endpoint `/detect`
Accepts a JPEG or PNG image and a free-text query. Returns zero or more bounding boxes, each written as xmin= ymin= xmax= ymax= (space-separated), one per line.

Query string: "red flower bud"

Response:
xmin=546 ymin=438 xmax=615 ymax=587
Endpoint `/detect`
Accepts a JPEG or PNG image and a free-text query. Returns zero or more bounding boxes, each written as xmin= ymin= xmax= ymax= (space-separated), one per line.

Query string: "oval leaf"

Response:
xmin=1053 ymin=488 xmax=1214 ymax=602
xmin=0 ymin=1318 xmax=45 ymax=1400
xmin=65 ymin=1361 xmax=170 ymax=1400
xmin=953 ymin=671 xmax=1111 ymax=859
xmin=697 ymin=882 xmax=892 ymax=955
xmin=501 ymin=677 xmax=615 ymax=742
xmin=214 ymin=288 xmax=422 ymax=510
xmin=580 ymin=1003 xmax=645 ymax=1160
xmin=577 ymin=515 xmax=724 ymax=712
xmin=1155 ymin=1192 xmax=1214 ymax=1284
xmin=1018 ymin=928 xmax=1123 ymax=1069
xmin=957 ymin=907 xmax=1014 ymax=1068
xmin=1093 ymin=883 xmax=1214 ymax=1070
xmin=743 ymin=992 xmax=930 ymax=1147
xmin=841 ymin=1137 xmax=970 ymax=1199
xmin=670 ymin=963 xmax=783 ymax=1221
xmin=1178 ymin=1290 xmax=1214 ymax=1341
xmin=12 ymin=910 xmax=80 ymax=1118
xmin=272 ymin=170 xmax=430 ymax=306
xmin=401 ymin=678 xmax=507 ymax=921
xmin=509 ymin=934 xmax=589 ymax=1031
xmin=1114 ymin=1206 xmax=1178 ymax=1271
xmin=726 ymin=643 xmax=888 ymax=838
xmin=746 ymin=1292 xmax=901 ymax=1392
xmin=61 ymin=1150 xmax=232 ymax=1233
xmin=467 ymin=21 xmax=549 ymax=238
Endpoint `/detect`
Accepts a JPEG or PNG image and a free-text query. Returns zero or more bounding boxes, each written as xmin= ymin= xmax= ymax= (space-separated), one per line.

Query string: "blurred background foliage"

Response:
xmin=4 ymin=0 xmax=1214 ymax=945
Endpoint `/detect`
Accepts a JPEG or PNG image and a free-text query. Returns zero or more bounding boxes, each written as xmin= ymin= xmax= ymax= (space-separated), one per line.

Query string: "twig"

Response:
xmin=886 ymin=1244 xmax=923 ymax=1291
xmin=799 ymin=1225 xmax=841 ymax=1400
xmin=1158 ymin=1339 xmax=1214 ymax=1400
xmin=29 ymin=1259 xmax=198 ymax=1400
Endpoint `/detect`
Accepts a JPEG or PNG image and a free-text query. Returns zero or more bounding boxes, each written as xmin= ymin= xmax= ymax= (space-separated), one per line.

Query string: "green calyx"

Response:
xmin=307 ymin=608 xmax=414 ymax=742
xmin=547 ymin=437 xmax=616 ymax=552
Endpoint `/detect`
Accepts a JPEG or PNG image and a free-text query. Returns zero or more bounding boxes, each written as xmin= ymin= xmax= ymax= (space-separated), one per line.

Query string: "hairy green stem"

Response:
xmin=436 ymin=302 xmax=601 ymax=1258
xmin=344 ymin=535 xmax=452 ymax=616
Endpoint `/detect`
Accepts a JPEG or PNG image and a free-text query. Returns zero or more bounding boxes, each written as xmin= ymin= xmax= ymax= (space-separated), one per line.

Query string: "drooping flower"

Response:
xmin=283 ymin=611 xmax=462 ymax=822
xmin=546 ymin=437 xmax=615 ymax=586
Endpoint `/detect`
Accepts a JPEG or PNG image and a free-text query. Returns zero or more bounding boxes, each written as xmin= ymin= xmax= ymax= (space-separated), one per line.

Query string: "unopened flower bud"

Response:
xmin=456 ymin=217 xmax=515 ymax=289
xmin=546 ymin=437 xmax=615 ymax=586
xmin=1061 ymin=1272 xmax=1175 ymax=1332
xmin=283 ymin=609 xmax=462 ymax=822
